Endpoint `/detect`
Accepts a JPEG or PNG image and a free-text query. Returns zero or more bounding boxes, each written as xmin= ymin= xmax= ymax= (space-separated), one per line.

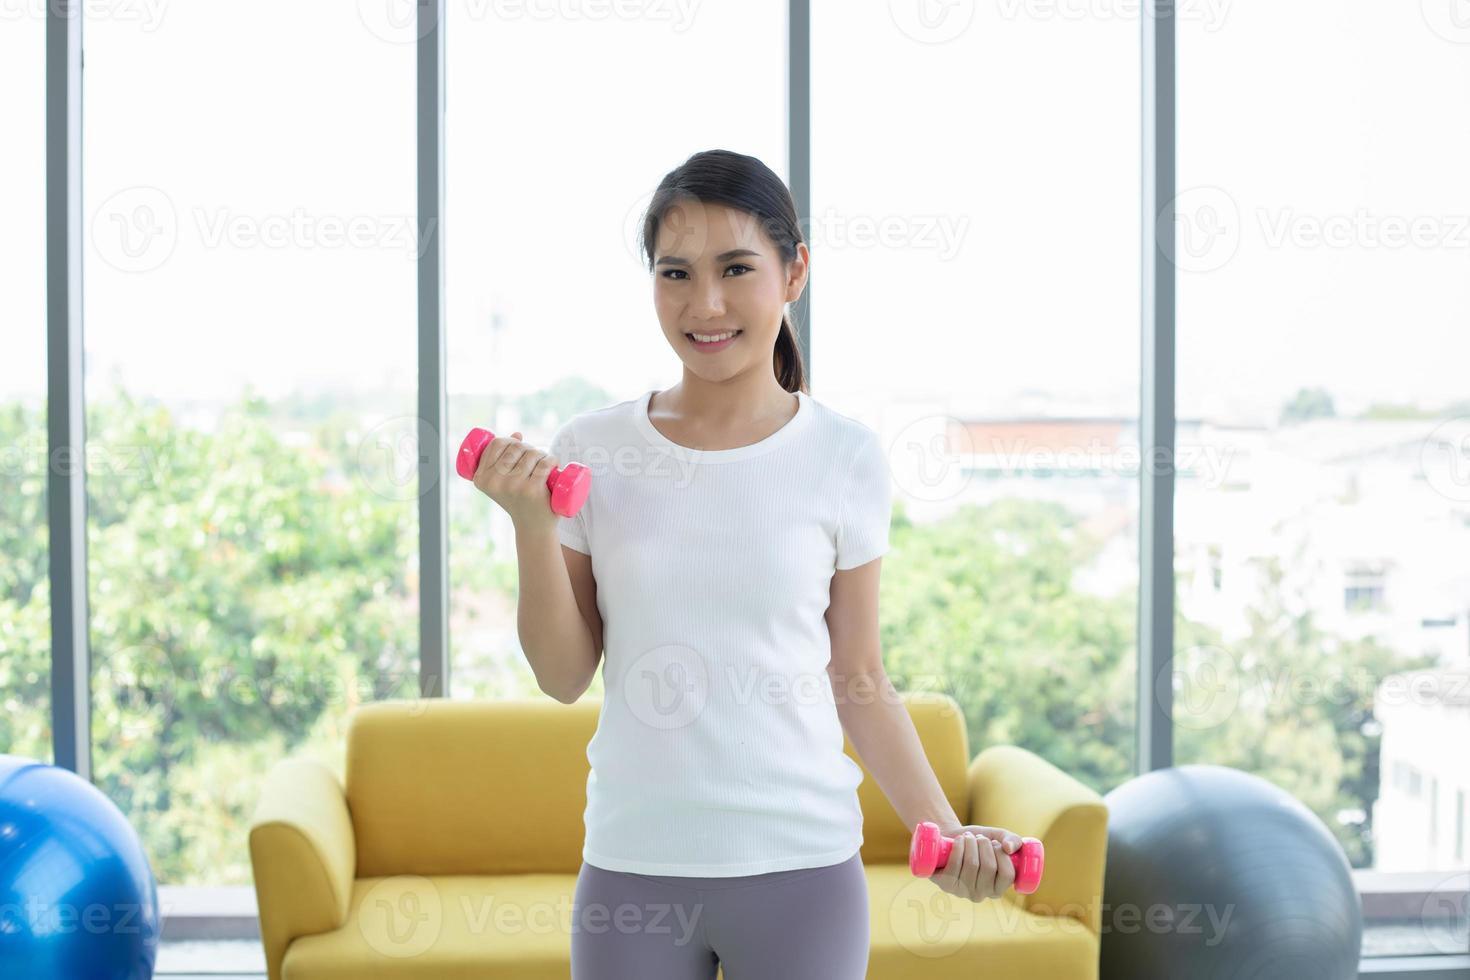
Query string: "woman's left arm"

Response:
xmin=825 ymin=557 xmax=963 ymax=836
xmin=826 ymin=558 xmax=1022 ymax=901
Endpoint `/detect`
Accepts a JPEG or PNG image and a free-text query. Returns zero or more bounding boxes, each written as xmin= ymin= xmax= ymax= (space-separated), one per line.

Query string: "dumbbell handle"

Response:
xmin=456 ymin=428 xmax=591 ymax=519
xmin=908 ymin=821 xmax=1045 ymax=894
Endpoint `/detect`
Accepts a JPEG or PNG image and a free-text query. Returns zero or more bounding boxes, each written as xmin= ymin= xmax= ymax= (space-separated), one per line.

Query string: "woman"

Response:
xmin=470 ymin=149 xmax=1024 ymax=980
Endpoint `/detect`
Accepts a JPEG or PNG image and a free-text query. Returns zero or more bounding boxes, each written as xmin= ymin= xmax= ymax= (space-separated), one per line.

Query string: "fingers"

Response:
xmin=933 ymin=833 xmax=963 ymax=887
xmin=992 ymin=838 xmax=1016 ymax=895
xmin=950 ymin=831 xmax=978 ymax=897
xmin=972 ymin=832 xmax=996 ymax=897
xmin=478 ymin=435 xmax=534 ymax=478
xmin=471 ymin=433 xmax=550 ymax=496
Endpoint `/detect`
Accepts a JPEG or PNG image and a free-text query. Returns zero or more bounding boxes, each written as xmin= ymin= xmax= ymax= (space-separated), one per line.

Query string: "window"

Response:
xmin=809 ymin=1 xmax=1141 ymax=794
xmin=1344 ymin=562 xmax=1388 ymax=613
xmin=1175 ymin=3 xmax=1470 ymax=955
xmin=443 ymin=0 xmax=788 ymax=699
xmin=1457 ymin=789 xmax=1465 ymax=863
xmin=82 ymin=3 xmax=418 ymax=886
xmin=0 ymin=11 xmax=49 ymax=762
xmin=1430 ymin=776 xmax=1439 ymax=848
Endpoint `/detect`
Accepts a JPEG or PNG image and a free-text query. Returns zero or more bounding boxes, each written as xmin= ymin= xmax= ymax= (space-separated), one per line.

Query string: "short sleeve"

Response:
xmin=835 ymin=429 xmax=892 ymax=570
xmin=547 ymin=420 xmax=591 ymax=555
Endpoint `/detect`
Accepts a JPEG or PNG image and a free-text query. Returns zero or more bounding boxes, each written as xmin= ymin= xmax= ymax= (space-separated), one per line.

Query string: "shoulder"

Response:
xmin=549 ymin=393 xmax=641 ymax=452
xmin=803 ymin=394 xmax=885 ymax=468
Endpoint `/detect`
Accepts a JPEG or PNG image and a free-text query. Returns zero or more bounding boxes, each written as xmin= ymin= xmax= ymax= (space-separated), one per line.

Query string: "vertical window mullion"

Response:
xmin=419 ymin=0 xmax=449 ymax=699
xmin=1139 ymin=0 xmax=1177 ymax=774
xmin=47 ymin=0 xmax=90 ymax=779
xmin=788 ymin=0 xmax=811 ymax=384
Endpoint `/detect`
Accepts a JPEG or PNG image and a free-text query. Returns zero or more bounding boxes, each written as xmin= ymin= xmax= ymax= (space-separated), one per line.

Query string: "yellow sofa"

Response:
xmin=249 ymin=691 xmax=1108 ymax=979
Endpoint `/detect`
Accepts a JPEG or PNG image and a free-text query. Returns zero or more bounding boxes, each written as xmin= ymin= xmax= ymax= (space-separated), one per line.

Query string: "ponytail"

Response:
xmin=773 ymin=312 xmax=808 ymax=394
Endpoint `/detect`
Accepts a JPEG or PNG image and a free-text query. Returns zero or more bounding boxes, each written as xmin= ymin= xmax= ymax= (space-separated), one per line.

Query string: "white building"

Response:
xmin=1372 ymin=668 xmax=1470 ymax=871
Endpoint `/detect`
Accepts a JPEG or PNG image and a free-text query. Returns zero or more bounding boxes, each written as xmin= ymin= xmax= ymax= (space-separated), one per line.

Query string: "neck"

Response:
xmin=662 ymin=371 xmax=795 ymax=425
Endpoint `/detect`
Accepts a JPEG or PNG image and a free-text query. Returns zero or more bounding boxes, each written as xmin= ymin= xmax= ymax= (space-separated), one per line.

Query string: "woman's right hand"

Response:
xmin=470 ymin=430 xmax=563 ymax=534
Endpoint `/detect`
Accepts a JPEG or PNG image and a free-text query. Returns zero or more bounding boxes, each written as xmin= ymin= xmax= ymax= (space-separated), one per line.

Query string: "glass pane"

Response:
xmin=1176 ymin=3 xmax=1470 ymax=957
xmin=0 ymin=10 xmax=51 ymax=762
xmin=812 ymin=3 xmax=1141 ymax=793
xmin=445 ymin=3 xmax=788 ymax=698
xmin=83 ymin=4 xmax=417 ymax=886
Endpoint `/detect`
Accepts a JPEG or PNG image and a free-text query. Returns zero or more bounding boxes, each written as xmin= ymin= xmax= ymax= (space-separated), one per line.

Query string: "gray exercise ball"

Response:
xmin=1100 ymin=764 xmax=1361 ymax=980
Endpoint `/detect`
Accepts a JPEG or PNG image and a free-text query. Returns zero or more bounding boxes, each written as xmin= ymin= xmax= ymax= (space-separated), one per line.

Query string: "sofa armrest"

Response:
xmin=967 ymin=745 xmax=1109 ymax=937
xmin=248 ymin=757 xmax=357 ymax=980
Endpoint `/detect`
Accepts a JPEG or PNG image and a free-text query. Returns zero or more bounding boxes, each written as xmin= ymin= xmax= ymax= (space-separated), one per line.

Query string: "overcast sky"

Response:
xmin=4 ymin=1 xmax=1468 ymax=427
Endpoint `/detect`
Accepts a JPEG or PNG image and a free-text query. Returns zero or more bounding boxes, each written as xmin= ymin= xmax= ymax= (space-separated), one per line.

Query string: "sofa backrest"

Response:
xmin=346 ymin=691 xmax=970 ymax=877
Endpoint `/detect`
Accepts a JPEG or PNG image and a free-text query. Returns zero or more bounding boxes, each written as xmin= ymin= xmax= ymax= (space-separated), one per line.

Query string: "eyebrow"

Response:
xmin=654 ymin=248 xmax=761 ymax=267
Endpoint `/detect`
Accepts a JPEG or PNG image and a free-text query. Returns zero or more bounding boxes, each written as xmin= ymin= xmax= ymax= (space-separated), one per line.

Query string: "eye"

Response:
xmin=659 ymin=264 xmax=753 ymax=281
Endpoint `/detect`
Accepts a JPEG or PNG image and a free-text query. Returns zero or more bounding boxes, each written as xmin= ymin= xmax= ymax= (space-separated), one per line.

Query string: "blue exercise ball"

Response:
xmin=1100 ymin=764 xmax=1361 ymax=980
xmin=0 ymin=754 xmax=160 ymax=979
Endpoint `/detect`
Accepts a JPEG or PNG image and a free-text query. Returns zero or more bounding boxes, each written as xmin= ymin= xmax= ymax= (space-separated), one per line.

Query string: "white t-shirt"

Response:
xmin=547 ymin=387 xmax=893 ymax=876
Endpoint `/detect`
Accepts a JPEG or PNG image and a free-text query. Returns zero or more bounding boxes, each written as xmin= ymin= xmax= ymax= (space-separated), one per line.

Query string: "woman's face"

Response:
xmin=651 ymin=200 xmax=808 ymax=381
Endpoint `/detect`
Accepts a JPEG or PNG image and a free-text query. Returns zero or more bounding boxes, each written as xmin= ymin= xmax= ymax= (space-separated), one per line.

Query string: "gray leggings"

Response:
xmin=570 ymin=851 xmax=870 ymax=980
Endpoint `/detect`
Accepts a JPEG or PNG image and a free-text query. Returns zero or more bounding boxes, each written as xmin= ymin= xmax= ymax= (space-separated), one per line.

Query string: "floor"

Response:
xmin=152 ymin=921 xmax=1465 ymax=977
xmin=157 ymin=939 xmax=265 ymax=977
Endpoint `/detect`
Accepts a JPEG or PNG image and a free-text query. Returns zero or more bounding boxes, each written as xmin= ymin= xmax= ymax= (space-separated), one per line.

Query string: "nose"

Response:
xmin=690 ymin=277 xmax=726 ymax=318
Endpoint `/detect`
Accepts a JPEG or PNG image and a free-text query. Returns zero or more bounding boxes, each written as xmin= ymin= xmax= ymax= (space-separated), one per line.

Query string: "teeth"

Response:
xmin=691 ymin=331 xmax=738 ymax=343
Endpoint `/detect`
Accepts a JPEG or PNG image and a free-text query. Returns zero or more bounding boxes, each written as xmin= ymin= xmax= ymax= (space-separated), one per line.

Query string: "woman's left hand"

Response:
xmin=929 ymin=824 xmax=1024 ymax=903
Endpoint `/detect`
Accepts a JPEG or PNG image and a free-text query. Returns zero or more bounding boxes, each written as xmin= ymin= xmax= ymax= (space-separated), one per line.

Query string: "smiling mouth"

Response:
xmin=685 ymin=330 xmax=743 ymax=343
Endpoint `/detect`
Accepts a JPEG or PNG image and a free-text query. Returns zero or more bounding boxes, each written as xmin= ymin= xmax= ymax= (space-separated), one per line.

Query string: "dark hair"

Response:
xmin=639 ymin=149 xmax=808 ymax=394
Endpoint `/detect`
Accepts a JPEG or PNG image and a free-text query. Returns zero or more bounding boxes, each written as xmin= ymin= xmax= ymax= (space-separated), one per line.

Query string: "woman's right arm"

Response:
xmin=469 ymin=429 xmax=602 ymax=703
xmin=515 ymin=526 xmax=602 ymax=703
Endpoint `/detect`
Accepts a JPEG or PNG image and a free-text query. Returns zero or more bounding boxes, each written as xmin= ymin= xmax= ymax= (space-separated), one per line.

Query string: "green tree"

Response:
xmin=1281 ymin=386 xmax=1337 ymax=424
xmin=1 ymin=392 xmax=521 ymax=883
xmin=0 ymin=391 xmax=1438 ymax=882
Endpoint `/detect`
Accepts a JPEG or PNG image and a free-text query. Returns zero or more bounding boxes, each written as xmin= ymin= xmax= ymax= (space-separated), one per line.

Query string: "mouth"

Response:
xmin=685 ymin=330 xmax=742 ymax=351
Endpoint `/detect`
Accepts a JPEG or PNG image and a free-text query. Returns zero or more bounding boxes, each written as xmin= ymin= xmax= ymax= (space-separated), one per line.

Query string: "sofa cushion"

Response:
xmin=347 ymin=699 xmax=601 ymax=877
xmin=346 ymin=692 xmax=971 ymax=878
xmin=847 ymin=692 xmax=971 ymax=864
xmin=282 ymin=865 xmax=1096 ymax=980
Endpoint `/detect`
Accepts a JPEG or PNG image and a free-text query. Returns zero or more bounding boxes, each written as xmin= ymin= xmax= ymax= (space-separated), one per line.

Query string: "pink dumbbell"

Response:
xmin=456 ymin=428 xmax=592 ymax=519
xmin=909 ymin=821 xmax=1045 ymax=894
